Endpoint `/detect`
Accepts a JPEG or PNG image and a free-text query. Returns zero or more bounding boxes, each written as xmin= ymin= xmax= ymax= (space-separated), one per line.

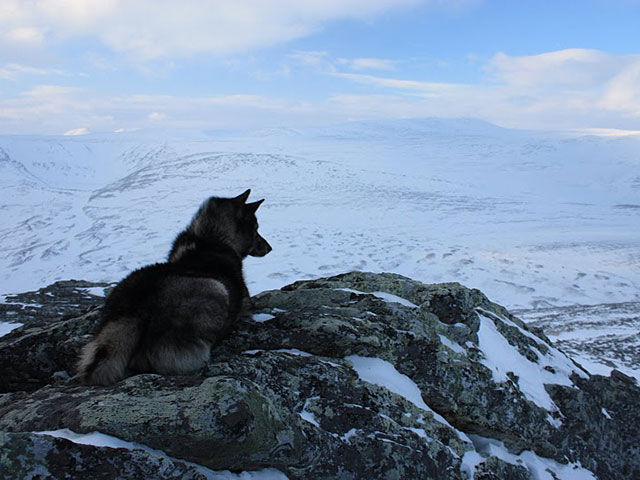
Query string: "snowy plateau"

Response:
xmin=1 ymin=118 xmax=639 ymax=380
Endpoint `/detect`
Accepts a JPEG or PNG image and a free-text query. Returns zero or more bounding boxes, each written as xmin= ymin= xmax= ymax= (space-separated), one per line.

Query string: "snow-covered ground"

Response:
xmin=1 ymin=118 xmax=639 ymax=378
xmin=1 ymin=118 xmax=638 ymax=310
xmin=516 ymin=301 xmax=640 ymax=380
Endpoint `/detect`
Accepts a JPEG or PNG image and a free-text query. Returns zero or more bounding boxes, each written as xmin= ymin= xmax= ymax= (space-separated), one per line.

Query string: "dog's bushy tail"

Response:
xmin=76 ymin=318 xmax=140 ymax=386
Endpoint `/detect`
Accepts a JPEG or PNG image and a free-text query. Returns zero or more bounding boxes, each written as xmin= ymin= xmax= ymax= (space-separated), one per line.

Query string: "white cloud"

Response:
xmin=289 ymin=51 xmax=334 ymax=70
xmin=331 ymin=71 xmax=456 ymax=94
xmin=2 ymin=48 xmax=640 ymax=134
xmin=22 ymin=84 xmax=82 ymax=98
xmin=63 ymin=127 xmax=90 ymax=135
xmin=0 ymin=0 xmax=423 ymax=60
xmin=329 ymin=47 xmax=639 ymax=118
xmin=340 ymin=57 xmax=397 ymax=71
xmin=0 ymin=85 xmax=105 ymax=134
xmin=600 ymin=60 xmax=640 ymax=116
xmin=320 ymin=49 xmax=640 ymax=129
xmin=569 ymin=128 xmax=640 ymax=137
xmin=3 ymin=27 xmax=45 ymax=45
xmin=0 ymin=86 xmax=327 ymax=135
xmin=292 ymin=52 xmax=397 ymax=73
xmin=148 ymin=112 xmax=167 ymax=120
xmin=0 ymin=63 xmax=67 ymax=80
xmin=487 ymin=49 xmax=631 ymax=87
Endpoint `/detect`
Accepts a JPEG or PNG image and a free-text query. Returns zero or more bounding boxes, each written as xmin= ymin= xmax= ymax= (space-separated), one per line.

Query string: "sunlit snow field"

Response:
xmin=1 ymin=119 xmax=638 ymax=311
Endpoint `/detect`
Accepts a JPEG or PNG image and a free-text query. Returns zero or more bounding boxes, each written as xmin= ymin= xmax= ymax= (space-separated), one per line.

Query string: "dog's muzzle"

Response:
xmin=249 ymin=234 xmax=272 ymax=257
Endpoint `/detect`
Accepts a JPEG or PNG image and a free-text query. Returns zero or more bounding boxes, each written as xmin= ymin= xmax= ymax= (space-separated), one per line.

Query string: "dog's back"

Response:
xmin=77 ymin=190 xmax=271 ymax=385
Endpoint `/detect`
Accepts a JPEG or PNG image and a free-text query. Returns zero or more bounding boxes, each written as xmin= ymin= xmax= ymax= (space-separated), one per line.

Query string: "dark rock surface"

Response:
xmin=0 ymin=308 xmax=100 ymax=393
xmin=1 ymin=272 xmax=638 ymax=479
xmin=0 ymin=280 xmax=112 ymax=327
xmin=0 ymin=431 xmax=209 ymax=479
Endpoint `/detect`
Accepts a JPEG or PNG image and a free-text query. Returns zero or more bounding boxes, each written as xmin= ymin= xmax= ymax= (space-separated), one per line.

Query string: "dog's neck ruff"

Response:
xmin=195 ymin=236 xmax=243 ymax=259
xmin=170 ymin=230 xmax=244 ymax=263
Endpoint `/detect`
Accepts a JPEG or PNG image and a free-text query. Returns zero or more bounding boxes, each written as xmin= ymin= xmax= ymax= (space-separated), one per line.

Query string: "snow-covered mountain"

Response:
xmin=1 ymin=118 xmax=639 ymax=375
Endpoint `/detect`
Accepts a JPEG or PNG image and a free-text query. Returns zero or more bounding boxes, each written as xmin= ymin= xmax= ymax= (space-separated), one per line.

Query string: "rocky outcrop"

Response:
xmin=1 ymin=272 xmax=638 ymax=479
xmin=0 ymin=307 xmax=101 ymax=393
xmin=0 ymin=431 xmax=210 ymax=479
xmin=0 ymin=280 xmax=112 ymax=327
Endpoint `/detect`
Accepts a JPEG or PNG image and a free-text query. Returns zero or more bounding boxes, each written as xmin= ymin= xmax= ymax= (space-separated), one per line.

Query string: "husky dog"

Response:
xmin=77 ymin=189 xmax=271 ymax=386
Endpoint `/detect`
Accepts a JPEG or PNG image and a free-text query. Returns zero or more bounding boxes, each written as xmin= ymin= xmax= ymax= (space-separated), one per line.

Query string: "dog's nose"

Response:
xmin=250 ymin=235 xmax=272 ymax=257
xmin=258 ymin=239 xmax=272 ymax=256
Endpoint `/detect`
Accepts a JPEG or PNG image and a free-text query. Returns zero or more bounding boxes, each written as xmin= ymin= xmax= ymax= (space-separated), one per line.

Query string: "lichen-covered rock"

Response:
xmin=0 ymin=431 xmax=209 ymax=479
xmin=547 ymin=369 xmax=640 ymax=480
xmin=0 ymin=374 xmax=305 ymax=473
xmin=0 ymin=280 xmax=109 ymax=392
xmin=0 ymin=308 xmax=101 ymax=392
xmin=472 ymin=456 xmax=530 ymax=480
xmin=0 ymin=280 xmax=111 ymax=327
xmin=1 ymin=272 xmax=638 ymax=479
xmin=0 ymin=355 xmax=469 ymax=478
xmin=242 ymin=273 xmax=581 ymax=456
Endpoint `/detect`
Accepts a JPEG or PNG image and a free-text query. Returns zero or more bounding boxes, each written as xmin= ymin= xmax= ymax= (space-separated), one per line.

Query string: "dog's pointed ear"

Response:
xmin=246 ymin=199 xmax=264 ymax=213
xmin=234 ymin=189 xmax=251 ymax=203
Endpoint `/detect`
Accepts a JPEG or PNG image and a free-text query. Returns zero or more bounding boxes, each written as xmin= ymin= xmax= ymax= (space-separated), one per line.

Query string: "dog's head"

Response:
xmin=234 ymin=189 xmax=272 ymax=258
xmin=193 ymin=189 xmax=272 ymax=258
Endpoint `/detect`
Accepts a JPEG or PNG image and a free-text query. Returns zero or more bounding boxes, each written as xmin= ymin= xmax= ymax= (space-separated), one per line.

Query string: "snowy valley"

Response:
xmin=1 ymin=118 xmax=639 ymax=378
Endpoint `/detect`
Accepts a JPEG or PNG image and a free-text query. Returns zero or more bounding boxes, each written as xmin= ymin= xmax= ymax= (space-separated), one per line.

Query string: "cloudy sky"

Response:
xmin=1 ymin=0 xmax=639 ymax=135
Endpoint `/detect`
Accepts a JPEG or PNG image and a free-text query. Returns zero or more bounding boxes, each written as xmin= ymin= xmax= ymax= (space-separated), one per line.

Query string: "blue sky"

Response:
xmin=1 ymin=0 xmax=639 ymax=135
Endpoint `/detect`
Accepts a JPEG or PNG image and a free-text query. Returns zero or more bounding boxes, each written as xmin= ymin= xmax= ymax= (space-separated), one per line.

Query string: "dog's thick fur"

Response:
xmin=77 ymin=189 xmax=271 ymax=386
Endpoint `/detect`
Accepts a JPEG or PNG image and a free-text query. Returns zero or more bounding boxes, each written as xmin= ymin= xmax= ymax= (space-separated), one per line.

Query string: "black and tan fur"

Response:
xmin=77 ymin=189 xmax=271 ymax=385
